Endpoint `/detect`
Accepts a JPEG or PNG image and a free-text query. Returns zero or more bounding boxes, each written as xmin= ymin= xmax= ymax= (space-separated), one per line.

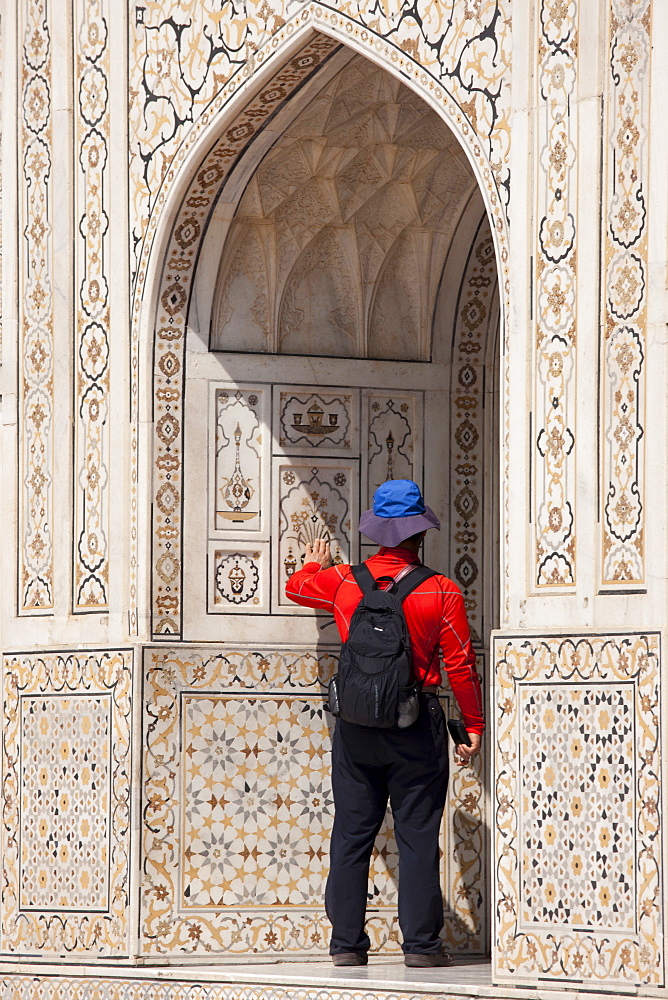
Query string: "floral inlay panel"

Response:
xmin=208 ymin=543 xmax=269 ymax=614
xmin=276 ymin=389 xmax=357 ymax=454
xmin=600 ymin=0 xmax=650 ymax=586
xmin=362 ymin=392 xmax=423 ymax=510
xmin=205 ymin=380 xmax=437 ymax=622
xmin=2 ymin=650 xmax=133 ymax=956
xmin=20 ymin=694 xmax=112 ymax=912
xmin=73 ymin=0 xmax=111 ymax=610
xmin=494 ymin=633 xmax=662 ymax=986
xmin=213 ymin=386 xmax=269 ymax=535
xmin=19 ymin=0 xmax=54 ymax=612
xmin=274 ymin=459 xmax=358 ymax=612
xmin=533 ymin=0 xmax=578 ymax=587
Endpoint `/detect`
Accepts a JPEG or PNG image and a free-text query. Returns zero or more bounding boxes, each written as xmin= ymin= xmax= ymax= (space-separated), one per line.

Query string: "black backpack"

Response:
xmin=327 ymin=563 xmax=437 ymax=729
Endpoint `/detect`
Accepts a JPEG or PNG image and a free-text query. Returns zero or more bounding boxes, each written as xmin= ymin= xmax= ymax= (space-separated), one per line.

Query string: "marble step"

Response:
xmin=0 ymin=959 xmax=656 ymax=999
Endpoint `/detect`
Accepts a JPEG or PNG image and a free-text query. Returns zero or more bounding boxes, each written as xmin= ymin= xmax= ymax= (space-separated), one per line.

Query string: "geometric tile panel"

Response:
xmin=20 ymin=695 xmax=111 ymax=911
xmin=180 ymin=691 xmax=407 ymax=913
xmin=142 ymin=647 xmax=487 ymax=957
xmin=521 ymin=686 xmax=635 ymax=930
xmin=181 ymin=695 xmax=332 ymax=907
xmin=494 ymin=633 xmax=662 ymax=988
xmin=142 ymin=646 xmax=342 ymax=957
xmin=1 ymin=650 xmax=133 ymax=956
xmin=181 ymin=695 xmax=335 ymax=909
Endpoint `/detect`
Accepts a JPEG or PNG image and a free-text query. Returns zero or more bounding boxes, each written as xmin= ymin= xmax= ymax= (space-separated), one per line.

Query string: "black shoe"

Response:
xmin=404 ymin=949 xmax=454 ymax=968
xmin=332 ymin=952 xmax=368 ymax=967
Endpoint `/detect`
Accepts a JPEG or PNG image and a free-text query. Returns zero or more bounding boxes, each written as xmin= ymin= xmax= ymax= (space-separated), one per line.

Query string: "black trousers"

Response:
xmin=325 ymin=694 xmax=449 ymax=955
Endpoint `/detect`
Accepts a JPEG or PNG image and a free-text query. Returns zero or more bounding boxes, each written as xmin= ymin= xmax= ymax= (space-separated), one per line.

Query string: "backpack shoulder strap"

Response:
xmin=395 ymin=565 xmax=439 ymax=603
xmin=351 ymin=563 xmax=377 ymax=595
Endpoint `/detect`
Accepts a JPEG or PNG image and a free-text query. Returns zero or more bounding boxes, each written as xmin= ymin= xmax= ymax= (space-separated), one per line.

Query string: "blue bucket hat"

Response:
xmin=359 ymin=480 xmax=440 ymax=547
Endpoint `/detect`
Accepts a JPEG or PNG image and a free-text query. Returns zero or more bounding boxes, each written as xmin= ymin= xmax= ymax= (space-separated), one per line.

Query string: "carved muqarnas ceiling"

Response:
xmin=211 ymin=54 xmax=477 ymax=361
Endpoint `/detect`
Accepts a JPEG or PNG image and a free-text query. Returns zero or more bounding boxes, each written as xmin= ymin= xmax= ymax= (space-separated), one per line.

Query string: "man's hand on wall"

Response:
xmin=305 ymin=537 xmax=333 ymax=569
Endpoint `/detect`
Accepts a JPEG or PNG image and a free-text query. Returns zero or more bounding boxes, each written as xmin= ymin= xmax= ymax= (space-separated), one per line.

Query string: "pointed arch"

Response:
xmin=136 ymin=18 xmax=510 ymax=637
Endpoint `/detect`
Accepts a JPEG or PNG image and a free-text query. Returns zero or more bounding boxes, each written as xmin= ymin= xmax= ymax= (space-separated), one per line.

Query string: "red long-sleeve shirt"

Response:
xmin=285 ymin=546 xmax=484 ymax=734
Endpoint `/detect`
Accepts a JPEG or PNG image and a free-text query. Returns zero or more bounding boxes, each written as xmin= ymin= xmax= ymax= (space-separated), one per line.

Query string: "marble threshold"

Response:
xmin=0 ymin=958 xmax=658 ymax=999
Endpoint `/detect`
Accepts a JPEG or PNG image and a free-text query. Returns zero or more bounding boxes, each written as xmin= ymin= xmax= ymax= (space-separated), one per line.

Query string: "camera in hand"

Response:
xmin=446 ymin=719 xmax=472 ymax=746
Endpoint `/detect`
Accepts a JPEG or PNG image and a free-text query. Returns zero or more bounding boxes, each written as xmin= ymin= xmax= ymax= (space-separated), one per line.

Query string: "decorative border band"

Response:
xmin=19 ymin=0 xmax=54 ymax=612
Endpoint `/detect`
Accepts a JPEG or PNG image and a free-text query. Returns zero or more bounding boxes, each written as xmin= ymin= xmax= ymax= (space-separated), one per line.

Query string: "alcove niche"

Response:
xmin=209 ymin=52 xmax=481 ymax=363
xmin=170 ymin=44 xmax=499 ymax=961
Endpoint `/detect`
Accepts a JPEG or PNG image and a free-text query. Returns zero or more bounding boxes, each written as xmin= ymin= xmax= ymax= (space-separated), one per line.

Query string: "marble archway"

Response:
xmin=140 ymin=19 xmax=510 ymax=641
xmin=192 ymin=49 xmax=500 ymax=649
xmin=208 ymin=53 xmax=478 ymax=361
xmin=140 ymin=27 xmax=502 ymax=962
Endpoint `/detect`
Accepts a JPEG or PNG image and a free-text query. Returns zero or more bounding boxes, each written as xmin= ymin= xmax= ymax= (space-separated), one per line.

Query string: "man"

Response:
xmin=285 ymin=479 xmax=484 ymax=968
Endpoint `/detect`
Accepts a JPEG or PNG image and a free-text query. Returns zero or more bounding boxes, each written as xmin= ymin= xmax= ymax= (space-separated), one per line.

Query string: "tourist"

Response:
xmin=285 ymin=479 xmax=484 ymax=968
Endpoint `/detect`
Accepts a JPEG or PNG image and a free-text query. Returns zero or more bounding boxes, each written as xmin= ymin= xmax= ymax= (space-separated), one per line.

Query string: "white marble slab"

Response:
xmin=0 ymin=959 xmax=645 ymax=999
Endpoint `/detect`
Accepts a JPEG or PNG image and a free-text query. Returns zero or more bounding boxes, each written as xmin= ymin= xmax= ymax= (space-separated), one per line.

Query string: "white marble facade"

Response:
xmin=0 ymin=1 xmax=667 ymax=997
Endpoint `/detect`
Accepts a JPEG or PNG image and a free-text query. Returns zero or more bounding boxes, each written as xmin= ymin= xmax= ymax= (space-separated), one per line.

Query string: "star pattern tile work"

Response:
xmin=181 ymin=695 xmax=399 ymax=909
